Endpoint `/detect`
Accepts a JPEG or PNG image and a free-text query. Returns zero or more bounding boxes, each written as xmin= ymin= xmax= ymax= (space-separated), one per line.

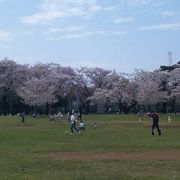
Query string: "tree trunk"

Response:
xmin=64 ymin=96 xmax=67 ymax=114
xmin=171 ymin=97 xmax=176 ymax=113
xmin=48 ymin=104 xmax=51 ymax=114
xmin=85 ymin=100 xmax=90 ymax=114
xmin=162 ymin=102 xmax=167 ymax=113
xmin=156 ymin=103 xmax=159 ymax=113
xmin=78 ymin=104 xmax=82 ymax=115
xmin=33 ymin=105 xmax=37 ymax=114
xmin=9 ymin=88 xmax=13 ymax=114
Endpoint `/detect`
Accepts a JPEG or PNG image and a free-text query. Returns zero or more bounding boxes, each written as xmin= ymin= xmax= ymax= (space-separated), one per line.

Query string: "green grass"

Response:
xmin=0 ymin=114 xmax=180 ymax=180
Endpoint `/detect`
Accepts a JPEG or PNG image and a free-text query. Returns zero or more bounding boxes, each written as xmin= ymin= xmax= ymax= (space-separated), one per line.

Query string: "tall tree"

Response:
xmin=134 ymin=70 xmax=166 ymax=111
xmin=0 ymin=59 xmax=29 ymax=113
xmin=17 ymin=63 xmax=57 ymax=113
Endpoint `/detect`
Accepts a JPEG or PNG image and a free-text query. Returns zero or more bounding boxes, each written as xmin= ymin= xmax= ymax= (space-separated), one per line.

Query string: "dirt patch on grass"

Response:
xmin=6 ymin=123 xmax=35 ymax=130
xmin=144 ymin=125 xmax=180 ymax=129
xmin=37 ymin=150 xmax=180 ymax=161
xmin=161 ymin=125 xmax=180 ymax=129
xmin=15 ymin=123 xmax=34 ymax=127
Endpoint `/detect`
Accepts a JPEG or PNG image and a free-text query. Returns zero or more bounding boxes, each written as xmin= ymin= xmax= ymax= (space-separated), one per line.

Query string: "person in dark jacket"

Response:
xmin=148 ymin=112 xmax=161 ymax=136
xmin=78 ymin=113 xmax=82 ymax=121
xmin=21 ymin=112 xmax=25 ymax=123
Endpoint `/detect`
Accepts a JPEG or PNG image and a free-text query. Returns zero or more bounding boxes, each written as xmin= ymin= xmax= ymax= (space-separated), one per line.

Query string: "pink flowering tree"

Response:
xmin=134 ymin=70 xmax=167 ymax=111
xmin=17 ymin=77 xmax=57 ymax=112
xmin=88 ymin=72 xmax=138 ymax=113
xmin=167 ymin=67 xmax=180 ymax=111
xmin=17 ymin=63 xmax=57 ymax=113
xmin=0 ymin=59 xmax=30 ymax=113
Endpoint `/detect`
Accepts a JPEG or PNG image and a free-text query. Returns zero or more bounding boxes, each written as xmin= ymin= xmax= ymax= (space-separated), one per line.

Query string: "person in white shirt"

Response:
xmin=79 ymin=120 xmax=85 ymax=130
xmin=93 ymin=122 xmax=97 ymax=129
xmin=70 ymin=113 xmax=80 ymax=134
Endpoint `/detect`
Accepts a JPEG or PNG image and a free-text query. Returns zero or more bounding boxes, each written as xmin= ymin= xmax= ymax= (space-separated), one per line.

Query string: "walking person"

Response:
xmin=148 ymin=112 xmax=161 ymax=136
xmin=70 ymin=113 xmax=80 ymax=134
xmin=137 ymin=111 xmax=141 ymax=123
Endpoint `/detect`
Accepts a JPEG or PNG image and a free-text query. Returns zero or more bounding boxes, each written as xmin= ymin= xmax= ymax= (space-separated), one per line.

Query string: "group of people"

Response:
xmin=49 ymin=112 xmax=63 ymax=122
xmin=48 ymin=111 xmax=95 ymax=134
xmin=68 ymin=113 xmax=98 ymax=134
xmin=69 ymin=113 xmax=85 ymax=134
xmin=69 ymin=110 xmax=162 ymax=136
xmin=18 ymin=109 xmax=162 ymax=136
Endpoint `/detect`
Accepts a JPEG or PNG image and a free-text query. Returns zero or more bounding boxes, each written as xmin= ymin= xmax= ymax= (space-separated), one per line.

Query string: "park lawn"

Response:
xmin=0 ymin=114 xmax=180 ymax=180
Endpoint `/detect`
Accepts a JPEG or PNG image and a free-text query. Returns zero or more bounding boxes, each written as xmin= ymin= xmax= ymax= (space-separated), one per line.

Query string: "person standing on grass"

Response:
xmin=67 ymin=112 xmax=71 ymax=122
xmin=70 ymin=113 xmax=80 ymax=134
xmin=168 ymin=115 xmax=171 ymax=124
xmin=21 ymin=112 xmax=25 ymax=123
xmin=148 ymin=111 xmax=161 ymax=136
xmin=137 ymin=111 xmax=141 ymax=123
xmin=137 ymin=110 xmax=143 ymax=123
xmin=78 ymin=112 xmax=82 ymax=121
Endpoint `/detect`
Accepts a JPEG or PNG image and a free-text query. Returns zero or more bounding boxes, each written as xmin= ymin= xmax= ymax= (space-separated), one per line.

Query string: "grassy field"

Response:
xmin=0 ymin=114 xmax=180 ymax=180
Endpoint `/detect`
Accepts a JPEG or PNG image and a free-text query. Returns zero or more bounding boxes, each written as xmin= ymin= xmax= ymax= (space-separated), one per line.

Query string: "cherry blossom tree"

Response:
xmin=88 ymin=72 xmax=138 ymax=113
xmin=17 ymin=77 xmax=57 ymax=111
xmin=83 ymin=67 xmax=112 ymax=88
xmin=1 ymin=59 xmax=180 ymax=115
xmin=167 ymin=67 xmax=180 ymax=111
xmin=110 ymin=78 xmax=138 ymax=113
xmin=86 ymin=69 xmax=118 ymax=113
xmin=17 ymin=63 xmax=58 ymax=113
xmin=52 ymin=65 xmax=76 ymax=97
xmin=0 ymin=59 xmax=30 ymax=113
xmin=134 ymin=70 xmax=167 ymax=111
xmin=72 ymin=67 xmax=95 ymax=113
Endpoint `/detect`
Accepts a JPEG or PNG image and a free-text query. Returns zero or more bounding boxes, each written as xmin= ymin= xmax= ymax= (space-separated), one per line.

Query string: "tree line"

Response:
xmin=0 ymin=58 xmax=180 ymax=114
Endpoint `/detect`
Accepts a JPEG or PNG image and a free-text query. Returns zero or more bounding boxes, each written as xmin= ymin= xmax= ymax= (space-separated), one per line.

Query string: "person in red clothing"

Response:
xmin=148 ymin=112 xmax=161 ymax=136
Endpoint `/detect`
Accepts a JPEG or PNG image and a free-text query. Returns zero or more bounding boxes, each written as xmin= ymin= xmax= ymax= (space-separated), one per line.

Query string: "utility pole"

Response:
xmin=168 ymin=52 xmax=172 ymax=66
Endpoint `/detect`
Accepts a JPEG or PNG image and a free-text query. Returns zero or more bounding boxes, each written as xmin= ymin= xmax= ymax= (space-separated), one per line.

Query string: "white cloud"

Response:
xmin=0 ymin=0 xmax=14 ymax=3
xmin=44 ymin=26 xmax=85 ymax=34
xmin=60 ymin=32 xmax=94 ymax=39
xmin=46 ymin=29 xmax=128 ymax=39
xmin=0 ymin=44 xmax=7 ymax=48
xmin=161 ymin=11 xmax=180 ymax=17
xmin=22 ymin=0 xmax=101 ymax=24
xmin=111 ymin=31 xmax=129 ymax=36
xmin=0 ymin=31 xmax=12 ymax=41
xmin=103 ymin=6 xmax=116 ymax=12
xmin=125 ymin=0 xmax=153 ymax=6
xmin=138 ymin=22 xmax=180 ymax=31
xmin=22 ymin=8 xmax=84 ymax=24
xmin=65 ymin=26 xmax=84 ymax=32
xmin=161 ymin=11 xmax=175 ymax=16
xmin=89 ymin=4 xmax=101 ymax=13
xmin=113 ymin=17 xmax=134 ymax=24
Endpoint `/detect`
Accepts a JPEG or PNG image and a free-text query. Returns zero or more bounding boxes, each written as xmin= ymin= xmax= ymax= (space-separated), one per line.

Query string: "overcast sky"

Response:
xmin=0 ymin=0 xmax=180 ymax=73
